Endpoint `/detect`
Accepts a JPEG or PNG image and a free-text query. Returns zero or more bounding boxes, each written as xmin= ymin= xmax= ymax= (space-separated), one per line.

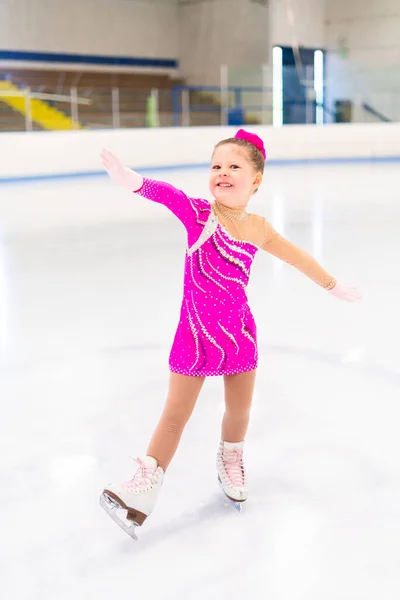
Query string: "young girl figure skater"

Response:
xmin=99 ymin=129 xmax=361 ymax=537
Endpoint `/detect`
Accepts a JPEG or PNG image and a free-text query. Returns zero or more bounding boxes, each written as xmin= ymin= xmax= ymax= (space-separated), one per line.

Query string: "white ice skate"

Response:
xmin=100 ymin=456 xmax=164 ymax=540
xmin=217 ymin=440 xmax=247 ymax=511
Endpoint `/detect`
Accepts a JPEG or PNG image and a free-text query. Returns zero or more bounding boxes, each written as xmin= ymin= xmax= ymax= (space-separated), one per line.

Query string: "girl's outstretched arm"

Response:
xmin=100 ymin=148 xmax=200 ymax=229
xmin=261 ymin=220 xmax=361 ymax=302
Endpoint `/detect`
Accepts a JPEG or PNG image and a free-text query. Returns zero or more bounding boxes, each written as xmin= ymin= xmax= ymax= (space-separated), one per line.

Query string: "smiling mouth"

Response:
xmin=217 ymin=183 xmax=232 ymax=188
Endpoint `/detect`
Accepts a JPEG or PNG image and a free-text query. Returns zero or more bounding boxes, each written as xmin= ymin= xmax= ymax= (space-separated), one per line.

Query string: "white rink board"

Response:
xmin=1 ymin=122 xmax=400 ymax=180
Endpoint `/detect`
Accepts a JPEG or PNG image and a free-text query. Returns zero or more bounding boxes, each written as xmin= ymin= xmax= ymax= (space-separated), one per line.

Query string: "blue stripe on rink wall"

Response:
xmin=0 ymin=50 xmax=178 ymax=69
xmin=2 ymin=156 xmax=400 ymax=184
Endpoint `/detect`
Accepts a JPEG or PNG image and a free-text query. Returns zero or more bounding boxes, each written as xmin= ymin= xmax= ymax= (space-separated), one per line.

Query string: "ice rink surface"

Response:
xmin=1 ymin=161 xmax=400 ymax=599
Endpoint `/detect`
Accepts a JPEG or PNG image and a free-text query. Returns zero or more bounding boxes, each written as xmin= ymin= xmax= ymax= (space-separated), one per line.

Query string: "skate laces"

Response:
xmin=222 ymin=447 xmax=246 ymax=487
xmin=122 ymin=458 xmax=158 ymax=492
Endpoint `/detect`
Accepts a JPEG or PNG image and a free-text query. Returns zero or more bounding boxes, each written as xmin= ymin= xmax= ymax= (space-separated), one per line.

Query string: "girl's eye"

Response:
xmin=212 ymin=165 xmax=221 ymax=169
xmin=231 ymin=164 xmax=240 ymax=169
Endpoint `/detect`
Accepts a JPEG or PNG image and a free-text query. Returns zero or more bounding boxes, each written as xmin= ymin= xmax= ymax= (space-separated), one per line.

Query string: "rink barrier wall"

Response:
xmin=1 ymin=123 xmax=400 ymax=182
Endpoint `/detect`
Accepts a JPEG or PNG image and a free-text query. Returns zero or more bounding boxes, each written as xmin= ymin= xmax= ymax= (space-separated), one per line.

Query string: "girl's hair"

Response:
xmin=213 ymin=137 xmax=265 ymax=175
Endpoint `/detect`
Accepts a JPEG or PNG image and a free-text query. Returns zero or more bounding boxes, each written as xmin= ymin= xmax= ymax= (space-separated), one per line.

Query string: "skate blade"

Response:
xmin=99 ymin=492 xmax=139 ymax=541
xmin=227 ymin=498 xmax=243 ymax=512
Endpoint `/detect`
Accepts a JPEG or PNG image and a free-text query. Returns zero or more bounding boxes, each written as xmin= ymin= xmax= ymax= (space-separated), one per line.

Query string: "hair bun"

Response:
xmin=234 ymin=129 xmax=266 ymax=160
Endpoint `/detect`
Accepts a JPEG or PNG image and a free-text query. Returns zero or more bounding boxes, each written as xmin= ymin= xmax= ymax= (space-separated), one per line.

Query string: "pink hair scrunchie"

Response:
xmin=234 ymin=129 xmax=266 ymax=160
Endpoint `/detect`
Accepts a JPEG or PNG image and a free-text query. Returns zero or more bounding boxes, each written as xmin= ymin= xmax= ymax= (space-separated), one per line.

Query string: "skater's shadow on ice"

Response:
xmin=129 ymin=494 xmax=235 ymax=552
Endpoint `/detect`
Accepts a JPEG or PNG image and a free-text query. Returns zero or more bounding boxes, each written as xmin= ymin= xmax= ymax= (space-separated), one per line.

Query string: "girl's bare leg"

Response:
xmin=221 ymin=369 xmax=257 ymax=442
xmin=146 ymin=372 xmax=206 ymax=471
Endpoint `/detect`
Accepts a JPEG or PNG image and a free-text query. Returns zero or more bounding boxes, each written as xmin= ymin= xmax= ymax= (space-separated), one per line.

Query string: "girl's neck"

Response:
xmin=214 ymin=200 xmax=248 ymax=221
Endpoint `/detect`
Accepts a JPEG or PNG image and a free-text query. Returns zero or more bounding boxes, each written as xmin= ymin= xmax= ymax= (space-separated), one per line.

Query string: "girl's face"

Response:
xmin=209 ymin=144 xmax=262 ymax=206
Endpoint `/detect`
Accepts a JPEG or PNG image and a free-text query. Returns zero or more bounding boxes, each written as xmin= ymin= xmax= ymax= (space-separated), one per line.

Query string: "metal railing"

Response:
xmin=0 ymin=88 xmax=93 ymax=131
xmin=1 ymin=65 xmax=400 ymax=132
xmin=0 ymin=85 xmax=177 ymax=131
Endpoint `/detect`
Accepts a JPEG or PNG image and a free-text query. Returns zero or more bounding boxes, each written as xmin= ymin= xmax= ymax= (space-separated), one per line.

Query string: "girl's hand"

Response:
xmin=100 ymin=148 xmax=143 ymax=192
xmin=329 ymin=282 xmax=362 ymax=302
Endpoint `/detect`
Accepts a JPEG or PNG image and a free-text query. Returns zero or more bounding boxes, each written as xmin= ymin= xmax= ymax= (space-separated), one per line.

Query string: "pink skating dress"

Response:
xmin=136 ymin=177 xmax=335 ymax=377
